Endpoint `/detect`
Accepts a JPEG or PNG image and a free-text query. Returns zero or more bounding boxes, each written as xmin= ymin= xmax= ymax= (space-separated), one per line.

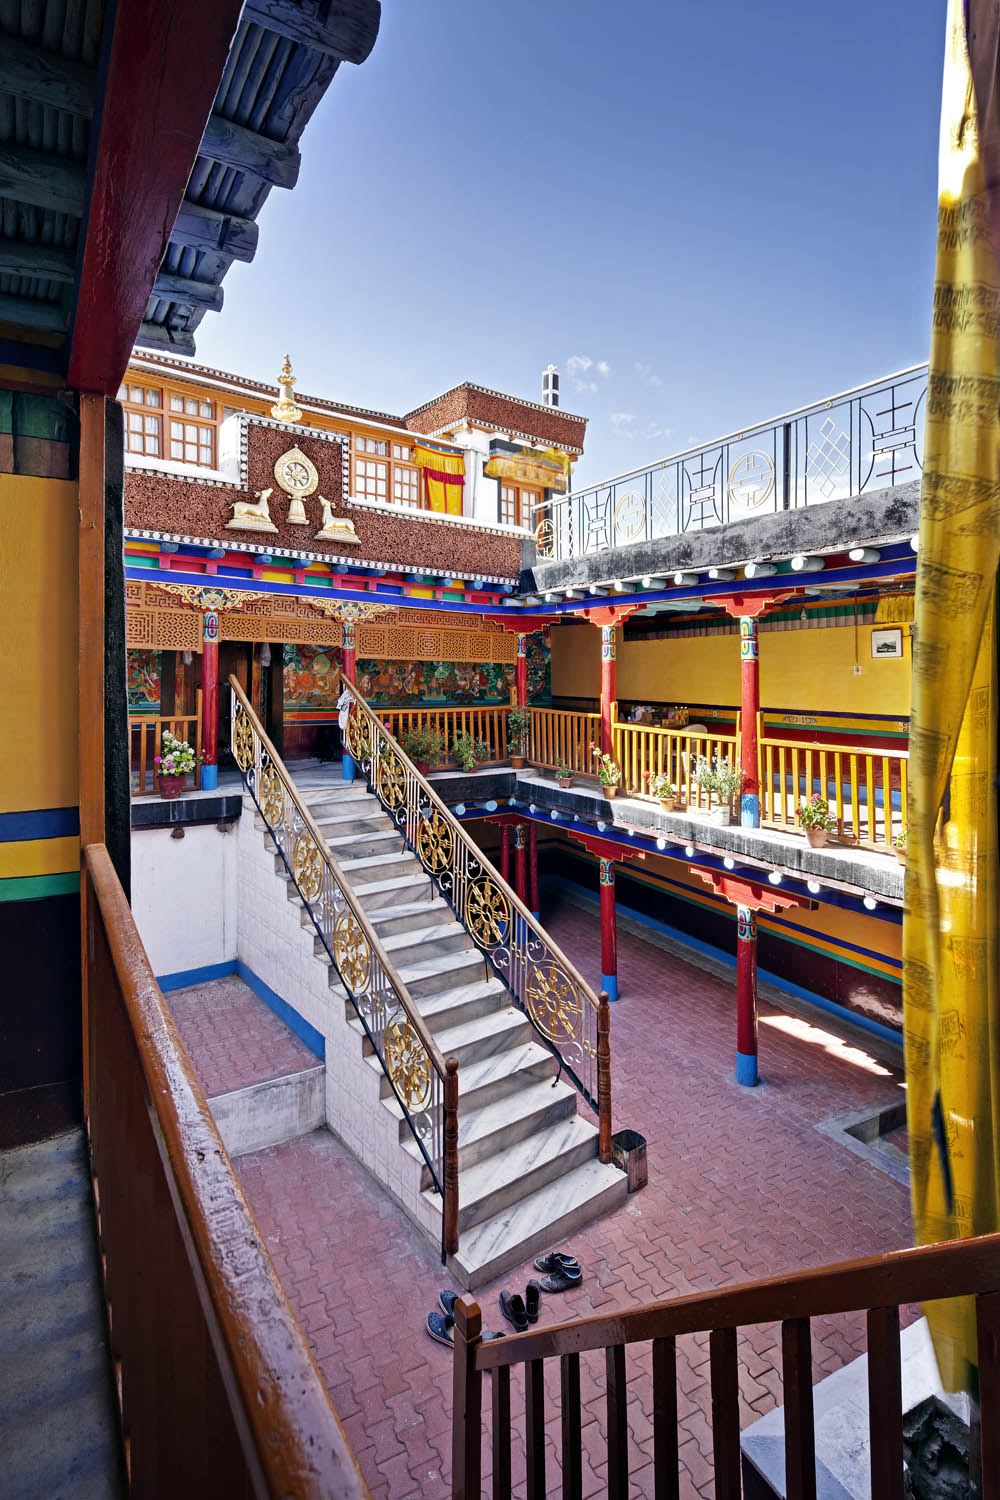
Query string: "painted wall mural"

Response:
xmin=357 ymin=632 xmax=551 ymax=708
xmin=283 ymin=643 xmax=343 ymax=709
xmin=127 ymin=649 xmax=161 ymax=712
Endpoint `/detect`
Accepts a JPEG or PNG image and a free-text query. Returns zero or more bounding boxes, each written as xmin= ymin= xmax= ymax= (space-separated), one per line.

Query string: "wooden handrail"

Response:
xmin=229 ymin=676 xmax=449 ymax=1083
xmin=342 ymin=678 xmax=602 ymax=1019
xmin=758 ymin=730 xmax=910 ymax=760
xmin=84 ymin=842 xmax=370 ymax=1497
xmin=470 ymin=1231 xmax=1000 ymax=1370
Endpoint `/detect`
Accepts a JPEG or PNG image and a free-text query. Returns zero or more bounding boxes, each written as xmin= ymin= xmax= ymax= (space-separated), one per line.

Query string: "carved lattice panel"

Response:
xmin=126 ymin=608 xmax=202 ymax=651
xmin=357 ymin=623 xmax=518 ymax=664
xmin=219 ymin=613 xmax=340 ymax=645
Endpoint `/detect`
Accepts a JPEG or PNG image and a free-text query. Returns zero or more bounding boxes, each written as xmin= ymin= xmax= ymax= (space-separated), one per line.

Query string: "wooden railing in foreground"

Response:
xmin=613 ymin=712 xmax=740 ymax=809
xmin=528 ymin=706 xmax=601 ymax=776
xmin=377 ymin=704 xmax=509 ymax=766
xmin=229 ymin=677 xmax=459 ymax=1259
xmin=83 ymin=842 xmax=370 ymax=1499
xmin=452 ymin=1232 xmax=1000 ymax=1500
xmin=758 ymin=716 xmax=908 ymax=851
xmin=128 ymin=693 xmax=202 ymax=795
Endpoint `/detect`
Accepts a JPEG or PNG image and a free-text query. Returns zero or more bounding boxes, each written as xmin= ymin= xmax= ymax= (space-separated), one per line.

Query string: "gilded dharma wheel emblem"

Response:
xmin=274 ymin=445 xmax=319 ymax=526
xmin=346 ymin=708 xmax=371 ymax=762
xmin=465 ymin=877 xmax=511 ymax=950
xmin=333 ymin=910 xmax=371 ymax=993
xmin=526 ymin=960 xmax=582 ymax=1043
xmin=293 ymin=832 xmax=323 ymax=904
xmin=417 ymin=810 xmax=454 ymax=873
xmin=377 ymin=752 xmax=406 ymax=810
xmin=384 ymin=1013 xmax=432 ymax=1113
xmin=233 ymin=709 xmax=255 ymax=771
xmin=259 ymin=763 xmax=284 ymax=827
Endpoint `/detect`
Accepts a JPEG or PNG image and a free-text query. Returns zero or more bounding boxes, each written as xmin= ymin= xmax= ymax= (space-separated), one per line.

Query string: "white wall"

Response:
xmin=131 ymin=821 xmax=238 ymax=980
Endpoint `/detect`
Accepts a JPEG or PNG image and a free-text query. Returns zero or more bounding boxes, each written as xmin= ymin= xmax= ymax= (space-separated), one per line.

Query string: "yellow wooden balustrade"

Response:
xmin=528 ymin=707 xmax=602 ymax=775
xmin=129 ymin=691 xmax=203 ymax=796
xmin=376 ymin=705 xmax=509 ymax=766
xmin=757 ymin=714 xmax=908 ymax=851
xmin=613 ymin=714 xmax=740 ymax=810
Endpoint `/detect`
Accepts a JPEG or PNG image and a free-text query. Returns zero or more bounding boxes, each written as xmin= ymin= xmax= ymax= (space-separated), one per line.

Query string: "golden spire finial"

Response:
xmin=270 ymin=353 xmax=303 ymax=424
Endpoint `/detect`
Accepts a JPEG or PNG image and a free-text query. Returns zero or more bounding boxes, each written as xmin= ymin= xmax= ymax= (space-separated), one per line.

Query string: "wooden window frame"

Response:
xmin=118 ymin=378 xmax=221 ymax=469
xmin=353 ymin=435 xmax=425 ymax=509
xmin=499 ymin=483 xmax=539 ymax=529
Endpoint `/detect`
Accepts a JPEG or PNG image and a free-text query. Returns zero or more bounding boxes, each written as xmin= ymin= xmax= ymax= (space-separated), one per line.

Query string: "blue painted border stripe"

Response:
xmin=0 ymin=806 xmax=80 ymax=841
xmin=156 ymin=959 xmax=238 ymax=991
xmin=236 ymin=961 xmax=325 ymax=1059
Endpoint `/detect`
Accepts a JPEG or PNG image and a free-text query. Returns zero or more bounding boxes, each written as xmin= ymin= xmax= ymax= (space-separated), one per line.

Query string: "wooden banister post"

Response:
xmin=444 ymin=1057 xmax=459 ymax=1258
xmin=452 ymin=1297 xmax=482 ymax=1500
xmin=598 ymin=990 xmax=612 ymax=1163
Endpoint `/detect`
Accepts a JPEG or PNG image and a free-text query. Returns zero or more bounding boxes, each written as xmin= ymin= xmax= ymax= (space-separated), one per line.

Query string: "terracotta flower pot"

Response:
xmin=895 ymin=847 xmax=907 ymax=865
xmin=805 ymin=827 xmax=828 ymax=848
xmin=510 ymin=755 xmax=526 ymax=770
xmin=158 ymin=774 xmax=185 ymax=800
xmin=557 ymin=777 xmax=573 ymax=789
xmin=603 ymin=785 xmax=617 ymax=800
xmin=659 ymin=798 xmax=676 ymax=813
xmin=707 ymin=805 xmax=731 ymax=826
xmin=415 ymin=760 xmax=431 ymax=776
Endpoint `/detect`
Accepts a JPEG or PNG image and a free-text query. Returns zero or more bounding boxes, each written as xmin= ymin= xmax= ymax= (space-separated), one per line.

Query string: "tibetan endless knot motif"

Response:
xmin=465 ymin=878 xmax=511 ymax=950
xmin=384 ymin=1013 xmax=432 ymax=1112
xmin=417 ymin=810 xmax=454 ymax=873
xmin=345 ymin=707 xmax=371 ymax=762
xmin=293 ymin=833 xmax=323 ymax=904
xmin=333 ymin=910 xmax=371 ymax=993
xmin=377 ymin=752 xmax=406 ymax=810
xmin=259 ymin=763 xmax=285 ymax=827
xmin=526 ymin=960 xmax=583 ymax=1044
xmin=233 ymin=709 xmax=255 ymax=771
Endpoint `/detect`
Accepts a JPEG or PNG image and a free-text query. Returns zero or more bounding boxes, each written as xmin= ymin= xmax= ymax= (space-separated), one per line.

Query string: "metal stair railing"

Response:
xmin=229 ymin=677 xmax=460 ymax=1259
xmin=342 ymin=678 xmax=613 ymax=1163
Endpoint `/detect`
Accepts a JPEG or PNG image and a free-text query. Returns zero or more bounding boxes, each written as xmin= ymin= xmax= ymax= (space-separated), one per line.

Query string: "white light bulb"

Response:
xmin=685 ymin=845 xmax=696 ymax=858
xmin=723 ymin=856 xmax=735 ymax=869
xmin=768 ymin=871 xmax=782 ymax=885
xmin=807 ymin=880 xmax=821 ymax=894
xmin=863 ymin=895 xmax=877 ymax=910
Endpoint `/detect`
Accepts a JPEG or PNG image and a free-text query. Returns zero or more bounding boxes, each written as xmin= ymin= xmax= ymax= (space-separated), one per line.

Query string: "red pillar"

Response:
xmin=600 ymin=623 xmax=616 ymax=755
xmin=514 ymin=823 xmax=528 ymax=905
xmin=736 ymin=906 xmax=758 ymax=1085
xmin=500 ymin=821 xmax=512 ymax=884
xmin=201 ymin=610 xmax=219 ymax=789
xmin=515 ymin=632 xmax=528 ymax=708
xmin=739 ymin=616 xmax=760 ymax=827
xmin=528 ymin=821 xmax=539 ymax=916
xmin=341 ymin=618 xmax=357 ymax=782
xmin=599 ymin=857 xmax=618 ymax=1002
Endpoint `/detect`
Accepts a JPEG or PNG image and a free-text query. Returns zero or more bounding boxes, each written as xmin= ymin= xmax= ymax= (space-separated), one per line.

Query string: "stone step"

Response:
xmin=454 ymin=1112 xmax=602 ymax=1232
xmin=367 ymin=894 xmax=451 ymax=936
xmin=447 ymin=1155 xmax=629 ymax=1289
xmin=427 ymin=1006 xmax=533 ymax=1071
xmin=346 ymin=975 xmax=509 ymax=1043
xmin=314 ymin=808 xmax=395 ymax=838
xmin=324 ymin=827 xmax=403 ymax=859
xmin=207 ymin=1064 xmax=325 ymax=1158
xmin=380 ymin=919 xmax=473 ymax=968
xmin=396 ymin=945 xmax=487 ymax=1000
xmin=342 ymin=870 xmax=434 ymax=905
xmin=338 ymin=849 xmax=422 ymax=880
xmin=454 ymin=1036 xmax=558 ymax=1110
xmin=403 ymin=1075 xmax=579 ymax=1175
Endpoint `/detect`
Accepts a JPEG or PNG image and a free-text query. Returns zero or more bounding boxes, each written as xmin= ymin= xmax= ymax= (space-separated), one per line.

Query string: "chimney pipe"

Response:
xmin=542 ymin=364 xmax=559 ymax=408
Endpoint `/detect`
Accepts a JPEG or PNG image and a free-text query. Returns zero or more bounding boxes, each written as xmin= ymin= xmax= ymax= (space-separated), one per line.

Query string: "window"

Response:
xmin=357 ymin=436 xmax=387 ymax=456
xmin=499 ymin=485 xmax=539 ymax=527
xmin=118 ymin=383 xmax=162 ymax=457
xmin=356 ymin=457 xmax=388 ymax=501
xmin=354 ymin=435 xmax=422 ymax=507
xmin=168 ymin=393 xmax=216 ymax=466
xmin=393 ymin=464 xmax=420 ymax=507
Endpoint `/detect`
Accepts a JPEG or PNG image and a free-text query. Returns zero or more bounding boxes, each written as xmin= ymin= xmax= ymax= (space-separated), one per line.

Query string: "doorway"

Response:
xmin=217 ymin=642 xmax=284 ymax=765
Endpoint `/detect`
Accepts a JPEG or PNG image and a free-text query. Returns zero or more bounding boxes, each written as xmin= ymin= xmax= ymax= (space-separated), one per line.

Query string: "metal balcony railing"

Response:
xmin=536 ymin=364 xmax=927 ymax=561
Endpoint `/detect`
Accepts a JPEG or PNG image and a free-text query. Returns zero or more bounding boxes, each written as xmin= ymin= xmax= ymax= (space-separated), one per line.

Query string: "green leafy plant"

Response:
xmin=798 ymin=793 xmax=835 ymax=831
xmin=555 ymin=760 xmax=573 ymax=780
xmin=401 ymin=726 xmax=445 ymax=766
xmin=506 ymin=707 xmax=532 ymax=754
xmin=154 ymin=729 xmax=201 ymax=778
xmin=590 ymin=744 xmax=622 ymax=787
xmin=648 ymin=772 xmax=678 ymax=802
xmin=893 ymin=822 xmax=908 ymax=850
xmin=693 ymin=754 xmax=742 ymax=802
xmin=452 ymin=732 xmax=489 ymax=772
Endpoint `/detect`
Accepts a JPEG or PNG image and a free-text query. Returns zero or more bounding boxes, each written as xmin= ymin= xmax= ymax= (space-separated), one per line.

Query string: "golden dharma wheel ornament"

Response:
xmin=274 ymin=444 xmax=319 ymax=525
xmin=259 ymin=762 xmax=285 ymax=828
xmin=233 ymin=709 xmax=255 ymax=771
xmin=270 ymin=354 xmax=303 ymax=425
xmin=384 ymin=1013 xmax=432 ymax=1113
xmin=293 ymin=832 xmax=323 ymax=904
xmin=333 ymin=910 xmax=371 ymax=994
xmin=417 ymin=809 xmax=454 ymax=873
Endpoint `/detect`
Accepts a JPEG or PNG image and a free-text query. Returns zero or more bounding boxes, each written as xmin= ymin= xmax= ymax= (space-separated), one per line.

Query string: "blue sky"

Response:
xmin=195 ymin=0 xmax=945 ymax=486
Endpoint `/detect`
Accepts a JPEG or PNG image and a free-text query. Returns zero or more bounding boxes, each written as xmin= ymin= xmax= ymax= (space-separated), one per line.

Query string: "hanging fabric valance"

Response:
xmin=483 ymin=446 xmax=570 ymax=493
xmin=413 ymin=439 xmax=465 ymax=515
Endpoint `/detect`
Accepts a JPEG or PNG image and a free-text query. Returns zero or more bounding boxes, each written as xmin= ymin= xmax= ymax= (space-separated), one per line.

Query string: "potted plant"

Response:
xmin=798 ymin=792 xmax=836 ymax=848
xmin=555 ymin=759 xmax=573 ymax=790
xmin=693 ymin=754 xmax=742 ymax=825
xmin=452 ymin=732 xmax=489 ymax=773
xmin=401 ymin=726 xmax=444 ymax=776
xmin=591 ymin=744 xmax=623 ymax=799
xmin=155 ymin=729 xmax=200 ymax=799
xmin=894 ymin=824 xmax=907 ymax=865
xmin=648 ymin=771 xmax=678 ymax=811
xmin=507 ymin=707 xmax=532 ymax=770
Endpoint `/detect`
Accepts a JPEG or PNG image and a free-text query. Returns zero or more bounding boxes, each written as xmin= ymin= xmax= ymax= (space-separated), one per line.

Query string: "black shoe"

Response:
xmin=499 ymin=1290 xmax=529 ymax=1332
xmin=525 ymin=1281 xmax=541 ymax=1323
xmin=533 ymin=1250 xmax=581 ymax=1275
xmin=536 ymin=1266 xmax=582 ymax=1293
xmin=426 ymin=1308 xmax=504 ymax=1346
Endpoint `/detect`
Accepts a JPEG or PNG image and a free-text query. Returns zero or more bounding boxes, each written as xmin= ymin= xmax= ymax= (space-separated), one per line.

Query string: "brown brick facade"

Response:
xmin=405 ymin=384 xmax=587 ymax=452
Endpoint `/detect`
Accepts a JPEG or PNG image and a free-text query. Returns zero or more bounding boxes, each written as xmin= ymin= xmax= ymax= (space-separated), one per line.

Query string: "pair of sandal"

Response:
xmin=500 ymin=1250 xmax=583 ymax=1333
xmin=426 ymin=1289 xmax=504 ymax=1348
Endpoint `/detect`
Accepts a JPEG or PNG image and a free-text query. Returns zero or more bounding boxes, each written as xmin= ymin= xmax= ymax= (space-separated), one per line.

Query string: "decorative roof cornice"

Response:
xmin=405 ymin=380 xmax=587 ymax=425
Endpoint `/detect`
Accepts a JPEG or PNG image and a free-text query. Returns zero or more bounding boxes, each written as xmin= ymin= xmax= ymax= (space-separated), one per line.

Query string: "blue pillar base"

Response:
xmin=201 ymin=764 xmax=218 ymax=790
xmin=342 ymin=753 xmax=355 ymax=782
xmin=601 ymin=972 xmax=618 ymax=1003
xmin=736 ymin=1051 xmax=759 ymax=1086
xmin=740 ymin=792 xmax=760 ymax=828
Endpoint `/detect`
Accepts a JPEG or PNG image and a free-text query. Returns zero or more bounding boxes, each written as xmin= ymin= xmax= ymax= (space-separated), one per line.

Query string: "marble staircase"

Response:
xmin=269 ymin=774 xmax=627 ymax=1286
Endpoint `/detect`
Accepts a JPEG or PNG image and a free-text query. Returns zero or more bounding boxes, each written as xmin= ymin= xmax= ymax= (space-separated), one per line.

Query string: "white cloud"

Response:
xmin=634 ymin=361 xmax=664 ymax=388
xmin=609 ymin=411 xmax=635 ymax=430
xmin=596 ymin=360 xmax=610 ymax=377
xmin=577 ymin=380 xmax=598 ymax=395
xmin=567 ymin=354 xmax=592 ymax=378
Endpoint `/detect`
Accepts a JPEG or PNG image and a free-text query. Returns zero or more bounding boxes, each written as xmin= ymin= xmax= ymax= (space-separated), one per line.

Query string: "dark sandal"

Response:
xmin=537 ymin=1267 xmax=582 ymax=1293
xmin=427 ymin=1308 xmax=504 ymax=1345
xmin=500 ymin=1290 xmax=529 ymax=1331
xmin=525 ymin=1281 xmax=541 ymax=1323
xmin=439 ymin=1289 xmax=459 ymax=1318
xmin=533 ymin=1250 xmax=581 ymax=1275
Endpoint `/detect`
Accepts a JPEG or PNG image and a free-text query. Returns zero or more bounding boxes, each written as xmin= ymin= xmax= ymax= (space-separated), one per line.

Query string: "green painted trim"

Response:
xmin=0 ymin=870 xmax=80 ymax=902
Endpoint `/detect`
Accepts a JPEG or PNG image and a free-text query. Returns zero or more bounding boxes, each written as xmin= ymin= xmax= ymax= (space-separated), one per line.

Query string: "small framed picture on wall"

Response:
xmin=870 ymin=627 xmax=903 ymax=659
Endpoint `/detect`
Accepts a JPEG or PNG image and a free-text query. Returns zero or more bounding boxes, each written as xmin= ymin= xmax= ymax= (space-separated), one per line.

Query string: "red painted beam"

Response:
xmin=713 ymin=591 xmax=794 ymax=620
xmin=68 ymin=0 xmax=245 ymax=394
xmin=691 ymin=867 xmax=815 ymax=914
xmin=568 ymin=829 xmax=645 ymax=863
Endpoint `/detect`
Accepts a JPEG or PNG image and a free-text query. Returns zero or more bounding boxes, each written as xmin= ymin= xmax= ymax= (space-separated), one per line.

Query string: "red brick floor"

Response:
xmin=231 ymin=893 xmax=912 ymax=1499
xmin=169 ymin=973 xmax=318 ymax=1096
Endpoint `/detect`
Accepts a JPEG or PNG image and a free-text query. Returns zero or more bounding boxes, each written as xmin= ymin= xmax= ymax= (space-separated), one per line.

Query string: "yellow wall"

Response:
xmin=552 ymin=620 xmax=912 ymax=717
xmin=0 ymin=476 xmax=79 ymax=812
